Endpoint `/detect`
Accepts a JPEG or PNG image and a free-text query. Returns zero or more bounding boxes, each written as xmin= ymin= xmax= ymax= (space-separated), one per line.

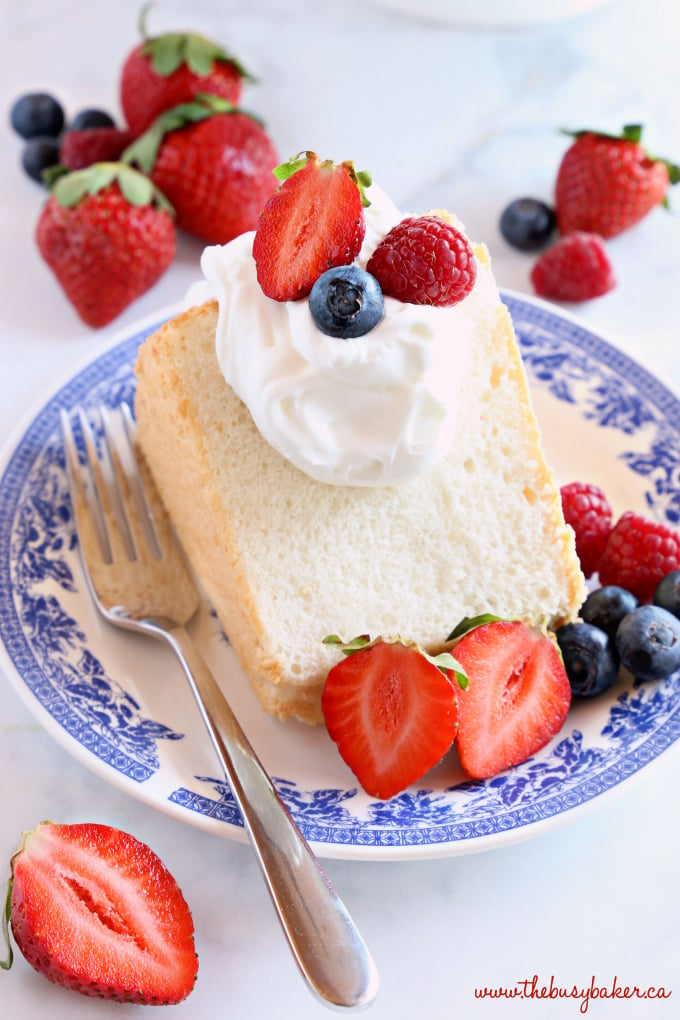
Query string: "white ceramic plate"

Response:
xmin=1 ymin=292 xmax=679 ymax=861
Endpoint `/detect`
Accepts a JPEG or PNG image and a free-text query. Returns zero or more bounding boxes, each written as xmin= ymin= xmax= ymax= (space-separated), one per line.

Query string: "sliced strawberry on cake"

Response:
xmin=451 ymin=619 xmax=571 ymax=780
xmin=321 ymin=635 xmax=464 ymax=799
xmin=252 ymin=152 xmax=371 ymax=301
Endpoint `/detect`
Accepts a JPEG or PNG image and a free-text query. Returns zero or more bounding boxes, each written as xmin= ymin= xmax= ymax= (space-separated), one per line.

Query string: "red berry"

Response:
xmin=120 ymin=13 xmax=250 ymax=136
xmin=35 ymin=164 xmax=176 ymax=328
xmin=6 ymin=822 xmax=198 ymax=1003
xmin=253 ymin=153 xmax=367 ymax=301
xmin=598 ymin=511 xmax=680 ymax=602
xmin=453 ymin=621 xmax=571 ymax=780
xmin=366 ymin=215 xmax=477 ymax=307
xmin=59 ymin=127 xmax=137 ymax=170
xmin=555 ymin=126 xmax=678 ymax=240
xmin=124 ymin=97 xmax=279 ymax=246
xmin=560 ymin=481 xmax=613 ymax=578
xmin=530 ymin=231 xmax=616 ymax=302
xmin=321 ymin=636 xmax=459 ymax=799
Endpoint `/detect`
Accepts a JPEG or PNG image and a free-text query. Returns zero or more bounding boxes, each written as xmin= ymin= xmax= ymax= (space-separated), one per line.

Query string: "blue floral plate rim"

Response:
xmin=1 ymin=291 xmax=679 ymax=862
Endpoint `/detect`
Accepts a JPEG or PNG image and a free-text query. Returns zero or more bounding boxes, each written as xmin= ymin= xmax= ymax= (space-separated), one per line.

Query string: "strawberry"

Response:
xmin=1 ymin=821 xmax=198 ymax=1003
xmin=123 ymin=94 xmax=278 ymax=245
xmin=452 ymin=620 xmax=571 ymax=780
xmin=366 ymin=214 xmax=477 ymax=307
xmin=598 ymin=511 xmax=680 ymax=602
xmin=530 ymin=231 xmax=616 ymax=302
xmin=60 ymin=126 xmax=137 ymax=170
xmin=555 ymin=124 xmax=680 ymax=239
xmin=321 ymin=635 xmax=464 ymax=799
xmin=120 ymin=6 xmax=253 ymax=135
xmin=35 ymin=163 xmax=176 ymax=328
xmin=252 ymin=152 xmax=371 ymax=301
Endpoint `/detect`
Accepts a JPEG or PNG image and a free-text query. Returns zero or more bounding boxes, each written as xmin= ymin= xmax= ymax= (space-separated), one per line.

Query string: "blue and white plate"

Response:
xmin=1 ymin=292 xmax=679 ymax=861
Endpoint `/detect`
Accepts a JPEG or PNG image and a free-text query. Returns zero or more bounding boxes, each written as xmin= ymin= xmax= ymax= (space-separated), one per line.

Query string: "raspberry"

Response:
xmin=366 ymin=215 xmax=477 ymax=307
xmin=599 ymin=511 xmax=680 ymax=602
xmin=60 ymin=127 xmax=137 ymax=170
xmin=530 ymin=231 xmax=616 ymax=302
xmin=560 ymin=481 xmax=613 ymax=578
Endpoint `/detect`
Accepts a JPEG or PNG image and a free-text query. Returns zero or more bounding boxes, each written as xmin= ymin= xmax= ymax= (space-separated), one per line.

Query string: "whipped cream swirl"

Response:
xmin=197 ymin=185 xmax=487 ymax=487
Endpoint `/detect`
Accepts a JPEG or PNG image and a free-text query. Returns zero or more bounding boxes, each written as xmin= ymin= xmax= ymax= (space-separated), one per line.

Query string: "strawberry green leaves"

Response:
xmin=323 ymin=632 xmax=469 ymax=689
xmin=137 ymin=3 xmax=254 ymax=81
xmin=49 ymin=162 xmax=174 ymax=213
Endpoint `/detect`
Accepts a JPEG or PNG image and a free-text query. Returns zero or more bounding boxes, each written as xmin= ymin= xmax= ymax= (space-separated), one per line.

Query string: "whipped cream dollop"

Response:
xmin=195 ymin=185 xmax=490 ymax=487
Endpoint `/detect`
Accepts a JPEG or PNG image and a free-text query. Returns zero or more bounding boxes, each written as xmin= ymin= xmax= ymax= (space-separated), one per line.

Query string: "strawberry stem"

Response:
xmin=447 ymin=613 xmax=506 ymax=642
xmin=272 ymin=152 xmax=373 ymax=207
xmin=323 ymin=633 xmax=469 ymax=687
xmin=137 ymin=2 xmax=254 ymax=81
xmin=48 ymin=163 xmax=174 ymax=215
xmin=1 ymin=870 xmax=13 ymax=970
xmin=123 ymin=94 xmax=264 ymax=175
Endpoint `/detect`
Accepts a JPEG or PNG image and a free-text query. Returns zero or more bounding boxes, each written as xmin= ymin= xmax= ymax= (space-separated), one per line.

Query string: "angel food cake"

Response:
xmin=134 ymin=153 xmax=585 ymax=726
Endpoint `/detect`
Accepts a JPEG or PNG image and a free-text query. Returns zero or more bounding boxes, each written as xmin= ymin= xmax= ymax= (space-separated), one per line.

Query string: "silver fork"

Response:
xmin=60 ymin=402 xmax=379 ymax=1012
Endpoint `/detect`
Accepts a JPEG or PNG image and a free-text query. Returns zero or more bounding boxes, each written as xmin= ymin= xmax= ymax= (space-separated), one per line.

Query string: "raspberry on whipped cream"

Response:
xmin=193 ymin=185 xmax=492 ymax=487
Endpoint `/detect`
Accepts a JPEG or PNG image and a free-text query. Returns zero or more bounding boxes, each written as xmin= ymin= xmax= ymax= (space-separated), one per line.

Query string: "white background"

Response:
xmin=1 ymin=1 xmax=679 ymax=1017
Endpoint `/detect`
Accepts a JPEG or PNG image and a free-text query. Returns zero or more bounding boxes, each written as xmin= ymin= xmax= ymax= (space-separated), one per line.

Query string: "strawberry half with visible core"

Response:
xmin=321 ymin=635 xmax=464 ymax=800
xmin=36 ymin=163 xmax=176 ymax=328
xmin=1 ymin=821 xmax=198 ymax=1003
xmin=452 ymin=620 xmax=571 ymax=780
xmin=555 ymin=124 xmax=680 ymax=239
xmin=120 ymin=6 xmax=253 ymax=135
xmin=123 ymin=94 xmax=278 ymax=245
xmin=252 ymin=152 xmax=371 ymax=301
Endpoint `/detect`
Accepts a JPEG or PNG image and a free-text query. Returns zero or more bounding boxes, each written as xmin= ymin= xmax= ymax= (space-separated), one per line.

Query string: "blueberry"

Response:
xmin=616 ymin=605 xmax=680 ymax=681
xmin=309 ymin=266 xmax=384 ymax=339
xmin=21 ymin=136 xmax=61 ymax=183
xmin=653 ymin=569 xmax=680 ymax=619
xmin=10 ymin=92 xmax=65 ymax=139
xmin=580 ymin=585 xmax=639 ymax=639
xmin=499 ymin=197 xmax=556 ymax=252
xmin=69 ymin=108 xmax=116 ymax=131
xmin=555 ymin=622 xmax=619 ymax=697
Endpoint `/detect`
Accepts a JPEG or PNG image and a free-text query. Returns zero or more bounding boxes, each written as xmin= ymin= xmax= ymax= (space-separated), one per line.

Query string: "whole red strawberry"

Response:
xmin=3 ymin=821 xmax=198 ymax=1003
xmin=120 ymin=7 xmax=252 ymax=135
xmin=124 ymin=95 xmax=278 ymax=245
xmin=366 ymin=215 xmax=477 ymax=307
xmin=36 ymin=164 xmax=176 ymax=328
xmin=598 ymin=510 xmax=680 ymax=602
xmin=253 ymin=152 xmax=370 ymax=301
xmin=321 ymin=634 xmax=463 ymax=799
xmin=530 ymin=231 xmax=616 ymax=302
xmin=560 ymin=480 xmax=613 ymax=578
xmin=555 ymin=124 xmax=679 ymax=239
xmin=60 ymin=126 xmax=137 ymax=170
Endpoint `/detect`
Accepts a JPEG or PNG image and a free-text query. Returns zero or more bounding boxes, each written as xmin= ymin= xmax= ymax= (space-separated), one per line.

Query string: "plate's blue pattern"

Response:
xmin=1 ymin=294 xmax=679 ymax=855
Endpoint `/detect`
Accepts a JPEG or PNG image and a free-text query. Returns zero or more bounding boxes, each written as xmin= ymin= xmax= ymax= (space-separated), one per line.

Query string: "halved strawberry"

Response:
xmin=321 ymin=635 xmax=462 ymax=799
xmin=2 ymin=822 xmax=198 ymax=1003
xmin=452 ymin=620 xmax=571 ymax=780
xmin=252 ymin=152 xmax=370 ymax=301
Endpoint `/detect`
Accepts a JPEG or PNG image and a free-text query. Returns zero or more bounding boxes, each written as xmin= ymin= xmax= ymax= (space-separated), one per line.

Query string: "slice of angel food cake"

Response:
xmin=134 ymin=152 xmax=586 ymax=798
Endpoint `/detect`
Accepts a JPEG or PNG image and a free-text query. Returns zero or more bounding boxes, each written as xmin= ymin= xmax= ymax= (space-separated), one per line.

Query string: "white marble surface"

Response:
xmin=2 ymin=0 xmax=680 ymax=1017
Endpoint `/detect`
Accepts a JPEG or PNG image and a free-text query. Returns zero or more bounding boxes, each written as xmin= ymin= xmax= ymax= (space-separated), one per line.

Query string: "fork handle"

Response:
xmin=149 ymin=621 xmax=379 ymax=1011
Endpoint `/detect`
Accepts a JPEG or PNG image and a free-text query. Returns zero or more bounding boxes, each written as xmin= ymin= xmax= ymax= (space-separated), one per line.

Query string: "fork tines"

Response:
xmin=60 ymin=403 xmax=162 ymax=567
